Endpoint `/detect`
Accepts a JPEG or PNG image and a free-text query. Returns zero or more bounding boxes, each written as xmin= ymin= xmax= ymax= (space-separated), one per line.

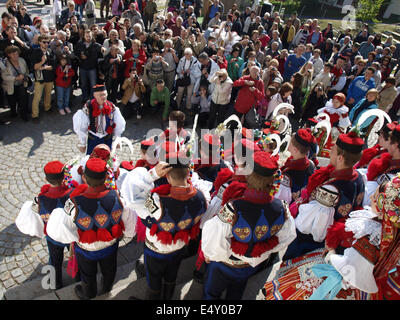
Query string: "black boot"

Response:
xmin=162 ymin=282 xmax=176 ymax=300
xmin=135 ymin=257 xmax=146 ymax=278
xmin=74 ymin=284 xmax=91 ymax=300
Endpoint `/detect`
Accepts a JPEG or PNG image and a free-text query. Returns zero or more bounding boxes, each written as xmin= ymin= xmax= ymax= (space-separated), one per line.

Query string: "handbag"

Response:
xmin=9 ymin=59 xmax=32 ymax=87
xmin=176 ymin=59 xmax=192 ymax=87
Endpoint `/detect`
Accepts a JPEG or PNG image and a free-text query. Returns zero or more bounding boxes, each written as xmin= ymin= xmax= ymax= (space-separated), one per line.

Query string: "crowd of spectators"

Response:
xmin=0 ymin=0 xmax=399 ymax=133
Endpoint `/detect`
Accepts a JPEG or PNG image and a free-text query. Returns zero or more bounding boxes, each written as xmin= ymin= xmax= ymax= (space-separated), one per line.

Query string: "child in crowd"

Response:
xmin=55 ymin=54 xmax=75 ymax=115
xmin=191 ymin=85 xmax=211 ymax=128
xmin=256 ymin=85 xmax=277 ymax=123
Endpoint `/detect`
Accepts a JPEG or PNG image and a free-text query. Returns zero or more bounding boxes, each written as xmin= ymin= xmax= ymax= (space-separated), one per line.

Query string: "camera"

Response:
xmin=134 ymin=74 xmax=138 ymax=81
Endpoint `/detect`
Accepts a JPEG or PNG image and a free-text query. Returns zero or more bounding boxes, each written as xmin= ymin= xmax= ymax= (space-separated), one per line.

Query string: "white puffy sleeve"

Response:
xmin=295 ymin=185 xmax=338 ymax=242
xmin=363 ymin=180 xmax=378 ymax=207
xmin=70 ymin=164 xmax=83 ymax=185
xmin=119 ymin=197 xmax=137 ymax=239
xmin=15 ymin=201 xmax=45 ymax=238
xmin=120 ymin=167 xmax=161 ymax=220
xmin=46 ymin=200 xmax=79 ymax=244
xmin=191 ymin=171 xmax=212 ymax=204
xmin=72 ymin=109 xmax=90 ymax=147
xmin=202 ymin=214 xmax=232 ymax=263
xmin=112 ymin=106 xmax=126 ymax=138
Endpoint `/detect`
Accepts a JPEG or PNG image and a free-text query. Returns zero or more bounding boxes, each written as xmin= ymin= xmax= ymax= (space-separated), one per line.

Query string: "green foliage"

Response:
xmin=356 ymin=0 xmax=385 ymax=23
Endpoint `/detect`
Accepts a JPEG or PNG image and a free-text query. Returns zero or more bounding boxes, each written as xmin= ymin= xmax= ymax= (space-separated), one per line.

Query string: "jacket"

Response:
xmin=1 ymin=57 xmax=29 ymax=95
xmin=346 ymin=76 xmax=375 ymax=105
xmin=377 ymin=85 xmax=398 ymax=111
xmin=55 ymin=65 xmax=75 ymax=88
xmin=176 ymin=56 xmax=202 ymax=92
xmin=210 ymin=73 xmax=233 ymax=105
xmin=349 ymin=98 xmax=378 ymax=130
xmin=121 ymin=77 xmax=146 ymax=105
xmin=233 ymin=75 xmax=265 ymax=114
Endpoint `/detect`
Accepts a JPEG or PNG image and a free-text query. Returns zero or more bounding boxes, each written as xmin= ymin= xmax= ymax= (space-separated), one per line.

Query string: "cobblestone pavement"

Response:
xmin=0 ymin=92 xmax=163 ymax=293
xmin=0 ymin=0 xmax=171 ymax=295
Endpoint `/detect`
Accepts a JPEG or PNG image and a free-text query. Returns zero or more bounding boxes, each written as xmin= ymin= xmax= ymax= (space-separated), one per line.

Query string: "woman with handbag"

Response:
xmin=1 ymin=45 xmax=30 ymax=121
xmin=176 ymin=47 xmax=202 ymax=111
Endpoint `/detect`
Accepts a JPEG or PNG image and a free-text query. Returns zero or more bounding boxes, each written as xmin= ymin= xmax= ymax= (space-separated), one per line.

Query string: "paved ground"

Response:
xmin=0 ymin=0 xmax=175 ymax=296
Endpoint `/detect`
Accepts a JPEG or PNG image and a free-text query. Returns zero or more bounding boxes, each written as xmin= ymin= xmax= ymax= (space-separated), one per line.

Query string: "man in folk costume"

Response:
xmin=194 ymin=138 xmax=260 ymax=283
xmin=355 ymin=121 xmax=396 ymax=170
xmin=16 ymin=161 xmax=78 ymax=289
xmin=120 ymin=150 xmax=209 ymax=300
xmin=262 ymin=180 xmax=386 ymax=301
xmin=285 ymin=130 xmax=365 ymax=260
xmin=46 ymin=158 xmax=136 ymax=299
xmin=275 ymin=128 xmax=317 ymax=205
xmin=201 ymin=150 xmax=296 ymax=300
xmin=361 ymin=123 xmax=400 ymax=206
xmin=73 ymin=84 xmax=126 ymax=155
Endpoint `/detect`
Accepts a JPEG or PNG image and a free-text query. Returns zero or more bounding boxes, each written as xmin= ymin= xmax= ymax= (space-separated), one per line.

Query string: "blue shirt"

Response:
xmin=283 ymin=54 xmax=307 ymax=82
xmin=209 ymin=4 xmax=219 ymax=19
xmin=346 ymin=76 xmax=375 ymax=105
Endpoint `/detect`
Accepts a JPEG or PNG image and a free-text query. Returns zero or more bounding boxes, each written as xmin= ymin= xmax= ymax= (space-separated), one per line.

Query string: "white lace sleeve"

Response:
xmin=345 ymin=209 xmax=381 ymax=246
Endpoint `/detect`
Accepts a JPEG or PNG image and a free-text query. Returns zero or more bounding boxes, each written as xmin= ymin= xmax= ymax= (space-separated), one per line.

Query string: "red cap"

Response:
xmin=336 ymin=131 xmax=364 ymax=154
xmin=386 ymin=121 xmax=398 ymax=132
xmin=120 ymin=160 xmax=134 ymax=171
xmin=141 ymin=139 xmax=154 ymax=151
xmin=306 ymin=118 xmax=318 ymax=127
xmin=253 ymin=151 xmax=279 ymax=177
xmin=84 ymin=158 xmax=108 ymax=179
xmin=44 ymin=161 xmax=65 ymax=180
xmin=90 ymin=144 xmax=111 ymax=161
xmin=295 ymin=128 xmax=317 ymax=147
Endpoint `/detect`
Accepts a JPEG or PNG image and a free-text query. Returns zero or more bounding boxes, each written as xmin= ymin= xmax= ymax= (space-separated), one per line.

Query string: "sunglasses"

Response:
xmin=42 ymin=41 xmax=49 ymax=44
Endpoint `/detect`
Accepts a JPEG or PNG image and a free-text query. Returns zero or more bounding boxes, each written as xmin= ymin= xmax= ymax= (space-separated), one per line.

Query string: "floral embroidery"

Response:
xmin=95 ymin=214 xmax=109 ymax=227
xmin=233 ymin=227 xmax=251 ymax=240
xmin=271 ymin=224 xmax=283 ymax=235
xmin=77 ymin=217 xmax=91 ymax=229
xmin=111 ymin=210 xmax=122 ymax=223
xmin=178 ymin=218 xmax=192 ymax=230
xmin=255 ymin=225 xmax=269 ymax=240
xmin=338 ymin=203 xmax=352 ymax=216
xmin=160 ymin=222 xmax=175 ymax=232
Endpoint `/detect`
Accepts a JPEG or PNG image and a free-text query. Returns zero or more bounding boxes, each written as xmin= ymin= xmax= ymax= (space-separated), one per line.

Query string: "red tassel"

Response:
xmin=70 ymin=184 xmax=89 ymax=198
xmin=230 ymin=238 xmax=249 ymax=256
xmin=251 ymin=236 xmax=279 ymax=257
xmin=156 ymin=231 xmax=173 ymax=245
xmin=97 ymin=228 xmax=114 ymax=242
xmin=135 ymin=217 xmax=146 ymax=242
xmin=174 ymin=230 xmax=190 ymax=244
xmin=213 ymin=168 xmax=234 ymax=194
xmin=367 ymin=152 xmax=392 ymax=181
xmin=189 ymin=222 xmax=200 ymax=240
xmin=134 ymin=159 xmax=147 ymax=169
xmin=71 ymin=180 xmax=79 ymax=188
xmin=111 ymin=224 xmax=123 ymax=239
xmin=326 ymin=222 xmax=354 ymax=250
xmin=150 ymin=223 xmax=158 ymax=236
xmin=222 ymin=181 xmax=247 ymax=206
xmin=78 ymin=229 xmax=98 ymax=243
xmin=151 ymin=184 xmax=171 ymax=196
xmin=357 ymin=145 xmax=381 ymax=168
xmin=306 ymin=165 xmax=335 ymax=196
xmin=40 ymin=184 xmax=51 ymax=196
xmin=195 ymin=241 xmax=205 ymax=270
xmin=120 ymin=220 xmax=125 ymax=231
xmin=43 ymin=223 xmax=47 ymax=236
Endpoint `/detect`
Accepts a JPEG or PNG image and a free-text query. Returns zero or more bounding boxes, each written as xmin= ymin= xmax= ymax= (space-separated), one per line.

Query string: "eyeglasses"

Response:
xmin=42 ymin=41 xmax=49 ymax=44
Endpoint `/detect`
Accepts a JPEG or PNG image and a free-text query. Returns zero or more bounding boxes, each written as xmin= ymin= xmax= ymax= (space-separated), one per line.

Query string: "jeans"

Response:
xmin=79 ymin=68 xmax=97 ymax=103
xmin=75 ymin=3 xmax=84 ymax=17
xmin=56 ymin=86 xmax=71 ymax=110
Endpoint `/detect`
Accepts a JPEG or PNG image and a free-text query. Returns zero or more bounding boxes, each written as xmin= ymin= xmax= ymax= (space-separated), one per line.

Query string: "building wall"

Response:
xmin=383 ymin=0 xmax=400 ymax=19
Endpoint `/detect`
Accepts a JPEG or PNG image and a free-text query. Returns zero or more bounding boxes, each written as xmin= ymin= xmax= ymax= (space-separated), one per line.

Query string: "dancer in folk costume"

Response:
xmin=275 ymin=128 xmax=317 ymax=205
xmin=120 ymin=151 xmax=209 ymax=300
xmin=201 ymin=150 xmax=297 ymax=300
xmin=285 ymin=129 xmax=365 ymax=260
xmin=315 ymin=93 xmax=351 ymax=159
xmin=360 ymin=121 xmax=400 ymax=207
xmin=73 ymin=84 xmax=126 ymax=155
xmin=262 ymin=177 xmax=390 ymax=300
xmin=46 ymin=158 xmax=136 ymax=299
xmin=355 ymin=121 xmax=396 ymax=169
xmin=16 ymin=161 xmax=78 ymax=289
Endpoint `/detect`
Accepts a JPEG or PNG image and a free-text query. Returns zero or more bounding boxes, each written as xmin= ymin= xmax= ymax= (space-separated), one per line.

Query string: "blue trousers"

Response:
xmin=86 ymin=133 xmax=113 ymax=155
xmin=79 ymin=68 xmax=97 ymax=102
xmin=56 ymin=86 xmax=71 ymax=110
xmin=203 ymin=261 xmax=261 ymax=300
